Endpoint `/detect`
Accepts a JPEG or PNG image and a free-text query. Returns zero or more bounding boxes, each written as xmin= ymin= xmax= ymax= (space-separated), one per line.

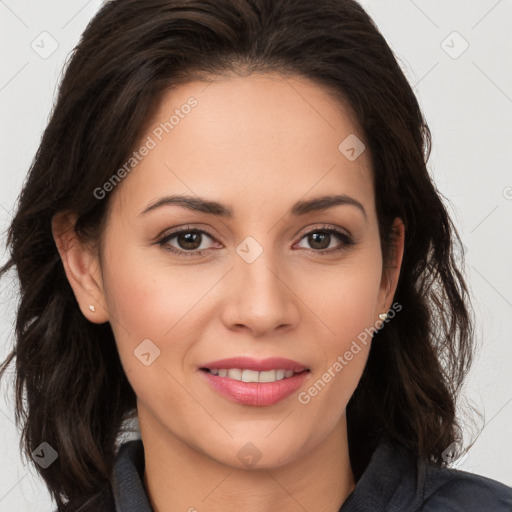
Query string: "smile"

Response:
xmin=199 ymin=368 xmax=311 ymax=406
xmin=201 ymin=368 xmax=304 ymax=383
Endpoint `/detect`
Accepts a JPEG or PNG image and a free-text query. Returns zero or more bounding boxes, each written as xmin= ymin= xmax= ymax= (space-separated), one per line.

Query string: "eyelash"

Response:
xmin=155 ymin=224 xmax=354 ymax=258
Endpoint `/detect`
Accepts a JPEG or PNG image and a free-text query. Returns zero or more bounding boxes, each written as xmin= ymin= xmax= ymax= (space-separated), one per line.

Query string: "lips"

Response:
xmin=197 ymin=356 xmax=310 ymax=406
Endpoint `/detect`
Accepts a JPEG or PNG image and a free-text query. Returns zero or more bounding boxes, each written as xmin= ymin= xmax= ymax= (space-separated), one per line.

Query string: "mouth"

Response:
xmin=198 ymin=356 xmax=311 ymax=406
xmin=199 ymin=367 xmax=310 ymax=383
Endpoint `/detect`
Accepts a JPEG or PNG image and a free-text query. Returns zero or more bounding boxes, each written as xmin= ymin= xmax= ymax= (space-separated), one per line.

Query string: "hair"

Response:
xmin=0 ymin=0 xmax=474 ymax=510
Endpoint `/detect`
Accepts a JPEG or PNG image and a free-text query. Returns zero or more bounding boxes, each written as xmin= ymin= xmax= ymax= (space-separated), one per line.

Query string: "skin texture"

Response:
xmin=53 ymin=73 xmax=404 ymax=512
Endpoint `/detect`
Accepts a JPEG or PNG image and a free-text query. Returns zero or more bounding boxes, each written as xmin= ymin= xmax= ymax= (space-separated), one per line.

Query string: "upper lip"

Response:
xmin=200 ymin=357 xmax=309 ymax=372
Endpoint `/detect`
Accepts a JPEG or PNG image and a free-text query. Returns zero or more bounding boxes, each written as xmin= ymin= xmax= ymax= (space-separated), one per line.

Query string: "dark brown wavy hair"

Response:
xmin=0 ymin=0 xmax=474 ymax=510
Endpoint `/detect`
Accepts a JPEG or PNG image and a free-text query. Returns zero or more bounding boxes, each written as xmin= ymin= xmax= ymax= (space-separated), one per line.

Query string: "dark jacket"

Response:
xmin=60 ymin=437 xmax=512 ymax=511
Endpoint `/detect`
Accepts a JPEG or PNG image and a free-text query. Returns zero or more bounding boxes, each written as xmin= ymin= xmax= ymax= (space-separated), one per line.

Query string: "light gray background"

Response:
xmin=1 ymin=1 xmax=511 ymax=510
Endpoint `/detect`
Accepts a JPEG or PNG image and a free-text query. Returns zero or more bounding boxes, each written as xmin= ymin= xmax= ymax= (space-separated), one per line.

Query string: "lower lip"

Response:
xmin=199 ymin=370 xmax=310 ymax=406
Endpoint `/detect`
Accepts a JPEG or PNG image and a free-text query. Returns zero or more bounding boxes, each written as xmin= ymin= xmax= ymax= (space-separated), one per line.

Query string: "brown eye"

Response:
xmin=176 ymin=231 xmax=203 ymax=250
xmin=157 ymin=228 xmax=218 ymax=257
xmin=307 ymin=232 xmax=331 ymax=250
xmin=296 ymin=227 xmax=354 ymax=255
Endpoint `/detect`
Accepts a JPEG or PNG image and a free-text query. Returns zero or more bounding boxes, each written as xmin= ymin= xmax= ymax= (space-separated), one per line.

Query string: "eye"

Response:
xmin=156 ymin=227 xmax=219 ymax=257
xmin=295 ymin=226 xmax=354 ymax=255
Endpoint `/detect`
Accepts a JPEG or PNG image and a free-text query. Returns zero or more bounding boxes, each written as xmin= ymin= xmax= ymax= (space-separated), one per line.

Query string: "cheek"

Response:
xmin=302 ymin=252 xmax=383 ymax=341
xmin=297 ymin=251 xmax=382 ymax=411
xmin=101 ymin=241 xmax=226 ymax=373
xmin=299 ymin=288 xmax=375 ymax=428
xmin=101 ymin=253 xmax=207 ymax=409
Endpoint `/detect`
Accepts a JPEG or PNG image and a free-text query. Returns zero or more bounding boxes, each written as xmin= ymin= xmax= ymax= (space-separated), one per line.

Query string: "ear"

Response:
xmin=377 ymin=217 xmax=405 ymax=316
xmin=51 ymin=211 xmax=109 ymax=324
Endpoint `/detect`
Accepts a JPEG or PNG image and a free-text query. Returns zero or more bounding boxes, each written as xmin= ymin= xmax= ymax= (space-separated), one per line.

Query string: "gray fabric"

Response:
xmin=111 ymin=440 xmax=153 ymax=512
xmin=338 ymin=440 xmax=512 ymax=511
xmin=82 ymin=437 xmax=512 ymax=511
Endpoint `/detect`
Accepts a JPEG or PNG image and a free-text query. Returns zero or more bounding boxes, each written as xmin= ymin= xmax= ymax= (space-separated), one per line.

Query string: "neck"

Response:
xmin=140 ymin=410 xmax=356 ymax=512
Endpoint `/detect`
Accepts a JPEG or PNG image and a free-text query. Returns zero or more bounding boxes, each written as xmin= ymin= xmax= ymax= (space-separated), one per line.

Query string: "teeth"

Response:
xmin=208 ymin=368 xmax=298 ymax=382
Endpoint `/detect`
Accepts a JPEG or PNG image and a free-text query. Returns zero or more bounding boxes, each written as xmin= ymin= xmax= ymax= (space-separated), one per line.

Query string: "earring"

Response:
xmin=379 ymin=313 xmax=388 ymax=321
xmin=89 ymin=305 xmax=96 ymax=312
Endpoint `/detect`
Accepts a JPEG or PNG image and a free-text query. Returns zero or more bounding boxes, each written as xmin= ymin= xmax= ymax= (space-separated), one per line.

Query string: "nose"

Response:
xmin=220 ymin=250 xmax=300 ymax=337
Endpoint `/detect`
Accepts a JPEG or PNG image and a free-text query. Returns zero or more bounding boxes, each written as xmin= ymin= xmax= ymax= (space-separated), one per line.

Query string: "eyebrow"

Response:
xmin=139 ymin=193 xmax=367 ymax=219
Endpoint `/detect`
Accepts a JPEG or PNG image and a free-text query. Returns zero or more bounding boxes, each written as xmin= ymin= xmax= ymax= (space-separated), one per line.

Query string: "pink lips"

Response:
xmin=198 ymin=356 xmax=311 ymax=407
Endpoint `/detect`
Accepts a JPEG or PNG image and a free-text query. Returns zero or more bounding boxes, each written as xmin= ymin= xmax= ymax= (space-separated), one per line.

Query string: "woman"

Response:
xmin=1 ymin=0 xmax=511 ymax=510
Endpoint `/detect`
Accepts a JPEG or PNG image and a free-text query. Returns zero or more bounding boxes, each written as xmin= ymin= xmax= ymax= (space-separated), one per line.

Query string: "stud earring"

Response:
xmin=89 ymin=305 xmax=96 ymax=312
xmin=379 ymin=313 xmax=388 ymax=321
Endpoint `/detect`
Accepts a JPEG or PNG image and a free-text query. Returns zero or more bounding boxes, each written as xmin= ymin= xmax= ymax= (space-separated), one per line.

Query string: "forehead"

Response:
xmin=108 ymin=72 xmax=375 ymax=221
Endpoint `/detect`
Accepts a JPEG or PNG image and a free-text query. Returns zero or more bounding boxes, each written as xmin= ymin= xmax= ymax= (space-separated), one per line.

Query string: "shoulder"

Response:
xmin=342 ymin=437 xmax=512 ymax=512
xmin=419 ymin=462 xmax=512 ymax=511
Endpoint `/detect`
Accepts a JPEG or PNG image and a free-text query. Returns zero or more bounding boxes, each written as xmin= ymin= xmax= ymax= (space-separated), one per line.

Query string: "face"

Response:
xmin=61 ymin=72 xmax=403 ymax=470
